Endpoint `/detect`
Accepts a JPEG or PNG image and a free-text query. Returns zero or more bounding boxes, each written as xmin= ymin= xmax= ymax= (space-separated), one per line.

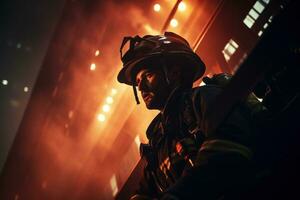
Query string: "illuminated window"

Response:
xmin=243 ymin=0 xmax=270 ymax=29
xmin=95 ymin=50 xmax=100 ymax=56
xmin=222 ymin=39 xmax=239 ymax=62
xmin=253 ymin=1 xmax=265 ymax=13
xmin=268 ymin=15 xmax=273 ymax=23
xmin=249 ymin=9 xmax=259 ymax=20
xmin=110 ymin=174 xmax=118 ymax=197
xmin=243 ymin=15 xmax=255 ymax=28
xmin=258 ymin=18 xmax=271 ymax=37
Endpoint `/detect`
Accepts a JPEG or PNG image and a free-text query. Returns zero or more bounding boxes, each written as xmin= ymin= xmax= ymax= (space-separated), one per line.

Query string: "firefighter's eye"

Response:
xmin=144 ymin=72 xmax=154 ymax=79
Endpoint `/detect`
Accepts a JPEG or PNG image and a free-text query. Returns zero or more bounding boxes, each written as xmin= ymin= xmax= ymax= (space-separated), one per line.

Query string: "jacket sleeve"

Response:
xmin=162 ymin=85 xmax=257 ymax=199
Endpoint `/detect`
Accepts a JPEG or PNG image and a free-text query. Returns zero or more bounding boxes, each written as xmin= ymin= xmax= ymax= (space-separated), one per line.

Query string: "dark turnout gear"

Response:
xmin=136 ymin=85 xmax=259 ymax=199
xmin=117 ymin=32 xmax=261 ymax=199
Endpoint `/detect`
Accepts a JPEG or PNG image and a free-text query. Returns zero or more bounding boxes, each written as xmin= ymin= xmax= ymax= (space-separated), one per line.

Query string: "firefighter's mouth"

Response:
xmin=142 ymin=93 xmax=152 ymax=102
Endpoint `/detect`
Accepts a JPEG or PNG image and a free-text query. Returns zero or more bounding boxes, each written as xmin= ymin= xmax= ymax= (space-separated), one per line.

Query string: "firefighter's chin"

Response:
xmin=143 ymin=95 xmax=158 ymax=110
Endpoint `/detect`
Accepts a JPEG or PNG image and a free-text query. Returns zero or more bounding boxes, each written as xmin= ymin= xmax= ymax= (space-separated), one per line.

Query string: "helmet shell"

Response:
xmin=117 ymin=32 xmax=206 ymax=85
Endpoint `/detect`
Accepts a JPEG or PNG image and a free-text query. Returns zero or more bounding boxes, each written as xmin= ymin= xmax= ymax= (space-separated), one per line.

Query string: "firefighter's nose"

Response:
xmin=137 ymin=78 xmax=147 ymax=91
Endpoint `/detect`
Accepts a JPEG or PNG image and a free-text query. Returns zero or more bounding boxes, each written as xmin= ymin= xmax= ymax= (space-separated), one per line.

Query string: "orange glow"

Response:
xmin=97 ymin=113 xmax=106 ymax=122
xmin=170 ymin=18 xmax=178 ymax=27
xmin=153 ymin=4 xmax=161 ymax=12
xmin=90 ymin=63 xmax=96 ymax=71
xmin=144 ymin=24 xmax=160 ymax=35
xmin=1 ymin=1 xmax=224 ymax=199
xmin=178 ymin=2 xmax=186 ymax=12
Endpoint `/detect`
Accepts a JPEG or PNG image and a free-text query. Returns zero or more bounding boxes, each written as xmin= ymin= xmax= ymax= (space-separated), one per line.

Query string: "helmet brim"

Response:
xmin=117 ymin=51 xmax=206 ymax=86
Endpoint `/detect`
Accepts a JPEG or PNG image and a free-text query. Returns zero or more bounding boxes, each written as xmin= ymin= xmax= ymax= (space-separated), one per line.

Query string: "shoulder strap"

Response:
xmin=181 ymin=89 xmax=202 ymax=135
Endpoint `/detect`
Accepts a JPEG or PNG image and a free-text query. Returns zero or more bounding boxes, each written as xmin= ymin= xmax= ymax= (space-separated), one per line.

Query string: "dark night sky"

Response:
xmin=0 ymin=0 xmax=65 ymax=171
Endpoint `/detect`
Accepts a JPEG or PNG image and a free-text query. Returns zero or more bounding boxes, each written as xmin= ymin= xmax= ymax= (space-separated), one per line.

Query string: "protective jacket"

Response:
xmin=136 ymin=83 xmax=262 ymax=199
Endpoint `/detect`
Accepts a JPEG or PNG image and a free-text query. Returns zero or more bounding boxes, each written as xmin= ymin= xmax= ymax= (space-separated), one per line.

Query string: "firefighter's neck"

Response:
xmin=160 ymin=85 xmax=180 ymax=114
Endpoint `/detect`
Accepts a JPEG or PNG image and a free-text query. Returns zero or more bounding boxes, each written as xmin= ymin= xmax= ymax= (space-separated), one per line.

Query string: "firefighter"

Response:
xmin=117 ymin=32 xmax=257 ymax=200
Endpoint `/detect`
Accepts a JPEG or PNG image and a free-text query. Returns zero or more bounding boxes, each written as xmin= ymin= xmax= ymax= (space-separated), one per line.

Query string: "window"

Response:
xmin=249 ymin=9 xmax=259 ymax=20
xmin=257 ymin=15 xmax=273 ymax=37
xmin=253 ymin=1 xmax=265 ymax=13
xmin=222 ymin=39 xmax=239 ymax=62
xmin=243 ymin=0 xmax=271 ymax=29
xmin=243 ymin=15 xmax=255 ymax=28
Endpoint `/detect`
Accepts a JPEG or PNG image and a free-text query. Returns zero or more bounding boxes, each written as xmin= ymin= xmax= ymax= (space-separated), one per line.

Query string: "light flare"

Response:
xmin=102 ymin=104 xmax=110 ymax=112
xmin=153 ymin=4 xmax=161 ymax=12
xmin=111 ymin=88 xmax=117 ymax=95
xmin=178 ymin=2 xmax=186 ymax=12
xmin=97 ymin=114 xmax=106 ymax=122
xmin=170 ymin=19 xmax=178 ymax=27
xmin=106 ymin=96 xmax=114 ymax=104
xmin=90 ymin=63 xmax=96 ymax=71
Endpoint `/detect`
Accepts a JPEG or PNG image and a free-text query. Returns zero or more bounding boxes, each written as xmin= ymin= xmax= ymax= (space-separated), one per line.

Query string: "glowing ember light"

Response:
xmin=97 ymin=114 xmax=106 ymax=122
xmin=102 ymin=104 xmax=110 ymax=112
xmin=95 ymin=50 xmax=100 ymax=56
xmin=200 ymin=81 xmax=205 ymax=86
xmin=90 ymin=63 xmax=96 ymax=71
xmin=111 ymin=88 xmax=117 ymax=95
xmin=106 ymin=96 xmax=114 ymax=104
xmin=110 ymin=175 xmax=118 ymax=197
xmin=135 ymin=135 xmax=141 ymax=149
xmin=178 ymin=2 xmax=186 ymax=12
xmin=24 ymin=86 xmax=29 ymax=92
xmin=170 ymin=19 xmax=178 ymax=27
xmin=2 ymin=80 xmax=8 ymax=85
xmin=153 ymin=3 xmax=161 ymax=12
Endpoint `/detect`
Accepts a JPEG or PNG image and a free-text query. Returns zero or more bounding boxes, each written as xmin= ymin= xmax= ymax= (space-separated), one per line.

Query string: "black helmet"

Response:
xmin=117 ymin=32 xmax=206 ymax=86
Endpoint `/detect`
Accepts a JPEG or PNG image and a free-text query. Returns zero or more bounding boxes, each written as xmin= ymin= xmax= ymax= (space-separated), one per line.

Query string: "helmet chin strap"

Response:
xmin=132 ymin=78 xmax=140 ymax=104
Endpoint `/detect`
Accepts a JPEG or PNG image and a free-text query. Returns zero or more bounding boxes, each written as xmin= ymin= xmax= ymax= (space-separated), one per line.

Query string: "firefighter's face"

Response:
xmin=135 ymin=68 xmax=170 ymax=110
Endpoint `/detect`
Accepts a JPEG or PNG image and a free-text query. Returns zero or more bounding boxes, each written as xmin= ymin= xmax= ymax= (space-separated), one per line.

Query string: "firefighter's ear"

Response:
xmin=168 ymin=65 xmax=181 ymax=83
